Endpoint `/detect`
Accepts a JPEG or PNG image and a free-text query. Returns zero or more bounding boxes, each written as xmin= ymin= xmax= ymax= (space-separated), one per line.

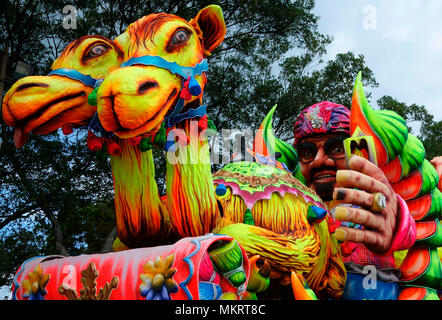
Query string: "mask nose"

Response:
xmin=312 ymin=146 xmax=336 ymax=168
xmin=313 ymin=146 xmax=326 ymax=164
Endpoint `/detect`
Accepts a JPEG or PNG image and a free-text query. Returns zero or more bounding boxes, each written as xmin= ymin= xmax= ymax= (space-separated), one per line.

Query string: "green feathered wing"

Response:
xmin=350 ymin=73 xmax=442 ymax=300
xmin=254 ymin=105 xmax=306 ymax=184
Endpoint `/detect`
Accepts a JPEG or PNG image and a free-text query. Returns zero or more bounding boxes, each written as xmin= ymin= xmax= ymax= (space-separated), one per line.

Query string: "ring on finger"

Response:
xmin=371 ymin=192 xmax=386 ymax=212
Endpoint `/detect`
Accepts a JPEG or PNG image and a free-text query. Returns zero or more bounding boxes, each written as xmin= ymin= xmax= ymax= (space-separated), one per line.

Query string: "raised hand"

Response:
xmin=332 ymin=155 xmax=397 ymax=254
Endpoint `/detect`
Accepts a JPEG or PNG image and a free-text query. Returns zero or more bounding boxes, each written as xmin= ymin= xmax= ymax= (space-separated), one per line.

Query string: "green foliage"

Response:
xmin=274 ymin=51 xmax=379 ymax=140
xmin=0 ymin=222 xmax=47 ymax=286
xmin=0 ymin=123 xmax=115 ymax=275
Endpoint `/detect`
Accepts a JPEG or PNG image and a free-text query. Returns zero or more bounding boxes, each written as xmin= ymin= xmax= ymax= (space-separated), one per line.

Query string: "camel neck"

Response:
xmin=165 ymin=118 xmax=220 ymax=237
xmin=110 ymin=140 xmax=171 ymax=248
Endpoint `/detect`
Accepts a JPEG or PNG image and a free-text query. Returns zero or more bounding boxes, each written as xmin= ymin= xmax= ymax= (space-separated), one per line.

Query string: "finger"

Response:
xmin=336 ymin=169 xmax=390 ymax=195
xmin=348 ymin=155 xmax=390 ymax=186
xmin=430 ymin=156 xmax=442 ymax=165
xmin=334 ymin=226 xmax=380 ymax=245
xmin=431 ymin=157 xmax=442 ymax=176
xmin=335 ymin=206 xmax=383 ymax=230
xmin=333 ymin=187 xmax=374 ymax=209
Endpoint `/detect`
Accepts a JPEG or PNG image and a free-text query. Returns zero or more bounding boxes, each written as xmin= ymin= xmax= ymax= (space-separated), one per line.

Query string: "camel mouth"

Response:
xmin=8 ymin=90 xmax=91 ymax=148
xmin=15 ymin=91 xmax=88 ymax=133
xmin=101 ymin=87 xmax=179 ymax=139
xmin=15 ymin=82 xmax=50 ymax=92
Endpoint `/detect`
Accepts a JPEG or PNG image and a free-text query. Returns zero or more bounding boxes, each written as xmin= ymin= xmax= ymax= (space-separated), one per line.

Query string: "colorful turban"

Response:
xmin=293 ymin=101 xmax=351 ymax=145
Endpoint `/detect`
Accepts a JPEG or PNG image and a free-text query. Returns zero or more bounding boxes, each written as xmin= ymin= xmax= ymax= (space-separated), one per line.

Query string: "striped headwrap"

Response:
xmin=293 ymin=101 xmax=351 ymax=146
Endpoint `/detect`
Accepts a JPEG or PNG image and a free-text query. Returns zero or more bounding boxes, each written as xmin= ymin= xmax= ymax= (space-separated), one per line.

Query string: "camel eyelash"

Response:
xmin=166 ymin=28 xmax=192 ymax=51
xmin=83 ymin=42 xmax=111 ymax=61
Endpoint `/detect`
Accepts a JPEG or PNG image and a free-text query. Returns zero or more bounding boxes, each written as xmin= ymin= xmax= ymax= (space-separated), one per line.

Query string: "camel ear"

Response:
xmin=190 ymin=5 xmax=226 ymax=55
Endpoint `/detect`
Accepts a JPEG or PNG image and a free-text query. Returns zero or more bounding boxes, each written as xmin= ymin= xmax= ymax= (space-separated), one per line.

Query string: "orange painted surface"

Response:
xmin=398 ymin=287 xmax=427 ymax=300
xmin=415 ymin=221 xmax=437 ymax=240
xmin=400 ymin=247 xmax=430 ymax=282
xmin=391 ymin=170 xmax=423 ymax=201
xmin=381 ymin=157 xmax=402 ymax=183
xmin=407 ymin=193 xmax=432 ymax=221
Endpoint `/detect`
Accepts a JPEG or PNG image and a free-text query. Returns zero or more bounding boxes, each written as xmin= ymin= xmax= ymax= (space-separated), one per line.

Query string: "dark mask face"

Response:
xmin=297 ymin=134 xmax=348 ymax=201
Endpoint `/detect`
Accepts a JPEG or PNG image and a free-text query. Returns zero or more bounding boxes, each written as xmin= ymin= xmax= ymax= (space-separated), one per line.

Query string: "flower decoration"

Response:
xmin=139 ymin=254 xmax=178 ymax=300
xmin=21 ymin=264 xmax=50 ymax=300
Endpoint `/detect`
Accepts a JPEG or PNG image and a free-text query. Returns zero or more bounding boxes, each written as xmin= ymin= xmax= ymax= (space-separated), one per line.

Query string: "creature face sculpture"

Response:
xmin=2 ymin=35 xmax=124 ymax=147
xmin=96 ymin=6 xmax=225 ymax=138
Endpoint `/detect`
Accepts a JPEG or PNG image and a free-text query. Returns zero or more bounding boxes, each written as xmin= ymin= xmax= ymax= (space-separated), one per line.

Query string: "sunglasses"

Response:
xmin=296 ymin=136 xmax=347 ymax=164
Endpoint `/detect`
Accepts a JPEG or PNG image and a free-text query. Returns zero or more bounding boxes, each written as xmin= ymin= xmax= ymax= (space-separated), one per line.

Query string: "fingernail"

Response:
xmin=336 ymin=170 xmax=350 ymax=183
xmin=334 ymin=189 xmax=346 ymax=201
xmin=334 ymin=228 xmax=347 ymax=241
xmin=335 ymin=207 xmax=349 ymax=220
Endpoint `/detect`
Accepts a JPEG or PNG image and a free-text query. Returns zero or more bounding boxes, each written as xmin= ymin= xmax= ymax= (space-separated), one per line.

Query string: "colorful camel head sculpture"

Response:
xmin=3 ymin=6 xmax=346 ymax=300
xmin=2 ymin=35 xmax=124 ymax=147
xmin=96 ymin=6 xmax=225 ymax=139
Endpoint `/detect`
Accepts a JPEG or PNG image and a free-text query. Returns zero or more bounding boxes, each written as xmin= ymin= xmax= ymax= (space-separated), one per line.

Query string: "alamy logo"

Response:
xmin=362 ymin=265 xmax=377 ymax=290
xmin=62 ymin=5 xmax=77 ymax=30
xmin=61 ymin=264 xmax=77 ymax=290
xmin=363 ymin=5 xmax=377 ymax=30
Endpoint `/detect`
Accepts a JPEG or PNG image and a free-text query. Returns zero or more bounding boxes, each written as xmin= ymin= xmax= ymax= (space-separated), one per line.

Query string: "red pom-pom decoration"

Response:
xmin=106 ymin=139 xmax=122 ymax=156
xmin=62 ymin=126 xmax=73 ymax=135
xmin=198 ymin=115 xmax=208 ymax=131
xmin=179 ymin=77 xmax=193 ymax=100
xmin=341 ymin=242 xmax=357 ymax=257
xmin=180 ymin=87 xmax=192 ymax=100
xmin=127 ymin=136 xmax=142 ymax=146
xmin=87 ymin=131 xmax=104 ymax=151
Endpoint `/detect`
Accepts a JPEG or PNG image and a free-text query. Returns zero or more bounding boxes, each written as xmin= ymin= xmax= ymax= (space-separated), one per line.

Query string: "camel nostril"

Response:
xmin=138 ymin=81 xmax=158 ymax=94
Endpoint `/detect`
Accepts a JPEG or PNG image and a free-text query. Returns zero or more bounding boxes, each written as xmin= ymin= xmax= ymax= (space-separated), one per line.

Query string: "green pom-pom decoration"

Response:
xmin=88 ymin=87 xmax=99 ymax=106
xmin=153 ymin=123 xmax=166 ymax=148
xmin=140 ymin=137 xmax=152 ymax=152
xmin=207 ymin=117 xmax=217 ymax=133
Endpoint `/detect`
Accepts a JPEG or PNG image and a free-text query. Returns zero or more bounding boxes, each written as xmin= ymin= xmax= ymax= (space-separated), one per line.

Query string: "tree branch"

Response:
xmin=100 ymin=226 xmax=116 ymax=253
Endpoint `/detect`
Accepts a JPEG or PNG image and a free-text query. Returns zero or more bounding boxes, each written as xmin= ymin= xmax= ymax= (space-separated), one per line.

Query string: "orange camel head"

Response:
xmin=96 ymin=5 xmax=226 ymax=139
xmin=2 ymin=35 xmax=124 ymax=147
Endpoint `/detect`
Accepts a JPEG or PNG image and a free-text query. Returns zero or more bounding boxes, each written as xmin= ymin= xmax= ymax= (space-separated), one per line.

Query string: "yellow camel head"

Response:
xmin=96 ymin=5 xmax=226 ymax=139
xmin=2 ymin=35 xmax=124 ymax=147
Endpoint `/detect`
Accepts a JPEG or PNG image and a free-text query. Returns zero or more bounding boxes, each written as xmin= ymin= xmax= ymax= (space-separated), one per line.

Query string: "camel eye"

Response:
xmin=169 ymin=29 xmax=191 ymax=48
xmin=85 ymin=44 xmax=109 ymax=59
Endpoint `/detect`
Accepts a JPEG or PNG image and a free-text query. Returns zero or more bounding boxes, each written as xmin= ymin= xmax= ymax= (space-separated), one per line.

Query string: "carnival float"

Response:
xmin=2 ymin=5 xmax=441 ymax=300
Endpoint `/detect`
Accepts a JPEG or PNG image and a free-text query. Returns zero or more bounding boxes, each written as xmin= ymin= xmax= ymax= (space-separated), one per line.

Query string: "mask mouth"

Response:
xmin=312 ymin=170 xmax=336 ymax=184
xmin=310 ymin=166 xmax=338 ymax=182
xmin=309 ymin=166 xmax=338 ymax=201
xmin=3 ymin=79 xmax=94 ymax=147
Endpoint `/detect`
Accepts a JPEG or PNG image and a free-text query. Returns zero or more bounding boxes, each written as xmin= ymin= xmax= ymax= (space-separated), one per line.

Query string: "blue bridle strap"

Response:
xmin=165 ymin=105 xmax=207 ymax=128
xmin=121 ymin=55 xmax=208 ymax=79
xmin=120 ymin=55 xmax=209 ymax=128
xmin=88 ymin=113 xmax=114 ymax=138
xmin=48 ymin=68 xmax=100 ymax=88
xmin=52 ymin=56 xmax=209 ymax=137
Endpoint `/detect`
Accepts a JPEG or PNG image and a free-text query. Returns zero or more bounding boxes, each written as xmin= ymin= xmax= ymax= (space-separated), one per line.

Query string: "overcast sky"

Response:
xmin=313 ymin=0 xmax=442 ymax=121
